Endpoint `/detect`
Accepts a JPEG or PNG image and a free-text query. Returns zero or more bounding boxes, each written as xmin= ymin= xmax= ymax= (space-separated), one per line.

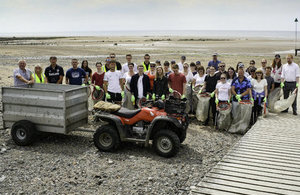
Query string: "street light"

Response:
xmin=295 ymin=18 xmax=298 ymax=50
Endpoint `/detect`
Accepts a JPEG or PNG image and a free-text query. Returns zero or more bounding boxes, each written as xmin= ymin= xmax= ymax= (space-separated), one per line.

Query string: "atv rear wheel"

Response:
xmin=93 ymin=125 xmax=120 ymax=152
xmin=11 ymin=120 xmax=36 ymax=146
xmin=153 ymin=129 xmax=180 ymax=158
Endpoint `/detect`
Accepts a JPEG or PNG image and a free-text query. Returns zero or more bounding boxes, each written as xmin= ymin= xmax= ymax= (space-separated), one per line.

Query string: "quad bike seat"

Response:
xmin=113 ymin=107 xmax=141 ymax=118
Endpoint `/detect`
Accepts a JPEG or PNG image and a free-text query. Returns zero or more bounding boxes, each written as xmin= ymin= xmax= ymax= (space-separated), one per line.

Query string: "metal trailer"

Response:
xmin=1 ymin=83 xmax=89 ymax=145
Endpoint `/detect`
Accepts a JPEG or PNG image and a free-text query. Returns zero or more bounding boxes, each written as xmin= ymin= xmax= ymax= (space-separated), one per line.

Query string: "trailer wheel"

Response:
xmin=11 ymin=120 xmax=36 ymax=146
xmin=93 ymin=125 xmax=120 ymax=152
xmin=153 ymin=129 xmax=180 ymax=158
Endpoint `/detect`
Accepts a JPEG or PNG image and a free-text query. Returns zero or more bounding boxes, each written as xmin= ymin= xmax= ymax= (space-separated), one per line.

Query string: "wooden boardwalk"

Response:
xmin=190 ymin=111 xmax=300 ymax=195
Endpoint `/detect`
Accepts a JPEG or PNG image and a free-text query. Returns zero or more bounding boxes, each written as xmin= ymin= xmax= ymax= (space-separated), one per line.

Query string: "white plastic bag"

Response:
xmin=195 ymin=94 xmax=210 ymax=122
xmin=216 ymin=103 xmax=232 ymax=130
xmin=274 ymin=89 xmax=297 ymax=112
xmin=268 ymin=88 xmax=282 ymax=112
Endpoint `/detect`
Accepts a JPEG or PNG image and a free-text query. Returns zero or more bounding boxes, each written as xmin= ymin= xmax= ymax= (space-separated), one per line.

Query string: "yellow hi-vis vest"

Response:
xmin=102 ymin=66 xmax=109 ymax=72
xmin=33 ymin=73 xmax=45 ymax=83
xmin=143 ymin=62 xmax=150 ymax=72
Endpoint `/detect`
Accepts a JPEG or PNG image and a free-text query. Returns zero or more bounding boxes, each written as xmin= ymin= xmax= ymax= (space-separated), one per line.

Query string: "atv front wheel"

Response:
xmin=153 ymin=129 xmax=180 ymax=158
xmin=93 ymin=125 xmax=120 ymax=152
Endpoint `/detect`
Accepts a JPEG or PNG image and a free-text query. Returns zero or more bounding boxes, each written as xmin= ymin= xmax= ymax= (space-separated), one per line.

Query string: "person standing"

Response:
xmin=163 ymin=61 xmax=172 ymax=78
xmin=251 ymin=69 xmax=268 ymax=122
xmin=168 ymin=64 xmax=186 ymax=99
xmin=231 ymin=63 xmax=252 ymax=102
xmin=199 ymin=66 xmax=219 ymax=125
xmin=215 ymin=73 xmax=231 ymax=105
xmin=44 ymin=56 xmax=64 ymax=84
xmin=81 ymin=60 xmax=92 ymax=84
xmin=246 ymin=60 xmax=256 ymax=75
xmin=91 ymin=62 xmax=105 ymax=102
xmin=280 ymin=54 xmax=300 ymax=115
xmin=32 ymin=64 xmax=46 ymax=84
xmin=146 ymin=62 xmax=156 ymax=93
xmin=13 ymin=60 xmax=34 ymax=87
xmin=103 ymin=60 xmax=125 ymax=104
xmin=152 ymin=66 xmax=168 ymax=100
xmin=271 ymin=54 xmax=282 ymax=88
xmin=123 ymin=63 xmax=136 ymax=109
xmin=66 ymin=59 xmax=87 ymax=85
xmin=208 ymin=53 xmax=221 ymax=71
xmin=215 ymin=62 xmax=227 ymax=79
xmin=260 ymin=59 xmax=267 ymax=75
xmin=183 ymin=63 xmax=193 ymax=84
xmin=227 ymin=67 xmax=236 ymax=85
xmin=122 ymin=54 xmax=137 ymax=75
xmin=190 ymin=62 xmax=197 ymax=76
xmin=142 ymin=54 xmax=151 ymax=72
xmin=177 ymin=56 xmax=186 ymax=72
xmin=109 ymin=53 xmax=122 ymax=70
xmin=265 ymin=66 xmax=275 ymax=94
xmin=192 ymin=66 xmax=206 ymax=87
xmin=130 ymin=64 xmax=151 ymax=106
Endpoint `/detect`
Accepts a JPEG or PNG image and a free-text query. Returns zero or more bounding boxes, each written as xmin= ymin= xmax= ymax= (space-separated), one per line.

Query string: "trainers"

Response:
xmin=293 ymin=111 xmax=298 ymax=115
xmin=281 ymin=110 xmax=288 ymax=113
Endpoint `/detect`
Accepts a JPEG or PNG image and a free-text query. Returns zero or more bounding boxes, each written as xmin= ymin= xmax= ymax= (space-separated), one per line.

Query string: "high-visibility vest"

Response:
xmin=102 ymin=66 xmax=109 ymax=72
xmin=143 ymin=62 xmax=150 ymax=72
xmin=33 ymin=73 xmax=45 ymax=83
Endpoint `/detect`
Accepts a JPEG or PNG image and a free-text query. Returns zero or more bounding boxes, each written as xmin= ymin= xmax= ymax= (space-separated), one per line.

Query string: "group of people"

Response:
xmin=13 ymin=52 xmax=299 ymax=127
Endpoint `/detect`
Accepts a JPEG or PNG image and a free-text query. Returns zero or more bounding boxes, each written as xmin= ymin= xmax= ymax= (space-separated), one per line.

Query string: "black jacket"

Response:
xmin=130 ymin=73 xmax=151 ymax=98
xmin=153 ymin=76 xmax=168 ymax=97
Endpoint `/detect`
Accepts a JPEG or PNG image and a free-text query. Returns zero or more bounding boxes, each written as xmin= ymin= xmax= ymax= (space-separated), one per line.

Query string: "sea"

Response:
xmin=0 ymin=30 xmax=299 ymax=40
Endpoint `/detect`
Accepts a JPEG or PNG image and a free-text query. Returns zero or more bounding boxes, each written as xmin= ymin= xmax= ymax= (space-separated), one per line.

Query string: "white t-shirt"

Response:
xmin=124 ymin=72 xmax=135 ymax=90
xmin=271 ymin=65 xmax=282 ymax=83
xmin=281 ymin=62 xmax=300 ymax=82
xmin=216 ymin=82 xmax=231 ymax=101
xmin=184 ymin=71 xmax=194 ymax=83
xmin=251 ymin=79 xmax=267 ymax=93
xmin=137 ymin=75 xmax=144 ymax=98
xmin=121 ymin=62 xmax=137 ymax=75
xmin=177 ymin=62 xmax=184 ymax=72
xmin=193 ymin=73 xmax=206 ymax=86
xmin=103 ymin=70 xmax=124 ymax=93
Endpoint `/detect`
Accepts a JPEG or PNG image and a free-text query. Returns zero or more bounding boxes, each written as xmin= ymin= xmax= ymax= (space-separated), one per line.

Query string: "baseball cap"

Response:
xmin=155 ymin=60 xmax=161 ymax=63
xmin=275 ymin=54 xmax=281 ymax=58
xmin=212 ymin=53 xmax=218 ymax=56
xmin=171 ymin=60 xmax=176 ymax=64
xmin=196 ymin=61 xmax=201 ymax=65
xmin=238 ymin=63 xmax=244 ymax=69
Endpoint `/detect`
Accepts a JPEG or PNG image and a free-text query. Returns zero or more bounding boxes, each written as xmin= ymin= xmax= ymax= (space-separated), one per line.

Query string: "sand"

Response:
xmin=0 ymin=36 xmax=299 ymax=87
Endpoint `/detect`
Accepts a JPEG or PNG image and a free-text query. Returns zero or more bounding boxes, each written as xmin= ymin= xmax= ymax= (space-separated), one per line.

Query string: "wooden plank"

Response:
xmin=219 ymin=160 xmax=300 ymax=177
xmin=234 ymin=144 xmax=300 ymax=156
xmin=227 ymin=152 xmax=300 ymax=166
xmin=196 ymin=181 xmax=271 ymax=195
xmin=238 ymin=140 xmax=300 ymax=150
xmin=224 ymin=156 xmax=300 ymax=171
xmin=236 ymin=145 xmax=300 ymax=156
xmin=211 ymin=167 xmax=300 ymax=187
xmin=191 ymin=186 xmax=239 ymax=195
xmin=233 ymin=147 xmax=300 ymax=160
xmin=239 ymin=137 xmax=300 ymax=147
xmin=232 ymin=150 xmax=300 ymax=162
xmin=206 ymin=174 xmax=300 ymax=193
xmin=244 ymin=135 xmax=300 ymax=143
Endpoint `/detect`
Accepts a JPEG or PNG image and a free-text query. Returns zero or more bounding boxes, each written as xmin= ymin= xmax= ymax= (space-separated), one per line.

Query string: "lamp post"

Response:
xmin=295 ymin=18 xmax=298 ymax=50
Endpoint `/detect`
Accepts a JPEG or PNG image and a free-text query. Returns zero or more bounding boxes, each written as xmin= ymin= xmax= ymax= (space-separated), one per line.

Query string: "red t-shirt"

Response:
xmin=168 ymin=73 xmax=186 ymax=95
xmin=147 ymin=72 xmax=155 ymax=90
xmin=92 ymin=72 xmax=105 ymax=88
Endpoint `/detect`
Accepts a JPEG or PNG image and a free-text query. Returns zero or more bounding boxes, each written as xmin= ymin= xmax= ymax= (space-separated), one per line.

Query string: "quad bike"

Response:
xmin=93 ymin=95 xmax=189 ymax=158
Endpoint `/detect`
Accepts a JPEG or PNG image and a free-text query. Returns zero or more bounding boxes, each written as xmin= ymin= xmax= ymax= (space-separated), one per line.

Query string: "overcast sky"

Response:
xmin=0 ymin=0 xmax=299 ymax=33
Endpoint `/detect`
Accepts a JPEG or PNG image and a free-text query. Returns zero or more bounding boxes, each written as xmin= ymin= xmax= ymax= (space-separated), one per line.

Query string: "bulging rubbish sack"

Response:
xmin=93 ymin=101 xmax=121 ymax=112
xmin=216 ymin=102 xmax=232 ymax=130
xmin=268 ymin=88 xmax=282 ymax=112
xmin=196 ymin=93 xmax=210 ymax=122
xmin=228 ymin=100 xmax=252 ymax=134
xmin=274 ymin=89 xmax=297 ymax=112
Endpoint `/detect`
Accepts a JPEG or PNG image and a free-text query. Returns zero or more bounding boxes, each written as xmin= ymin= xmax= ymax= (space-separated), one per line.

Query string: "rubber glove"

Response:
xmin=227 ymin=99 xmax=230 ymax=103
xmin=169 ymin=88 xmax=173 ymax=93
xmin=250 ymin=97 xmax=254 ymax=103
xmin=121 ymin=91 xmax=125 ymax=98
xmin=210 ymin=92 xmax=215 ymax=98
xmin=280 ymin=82 xmax=284 ymax=88
xmin=131 ymin=95 xmax=135 ymax=103
xmin=198 ymin=89 xmax=202 ymax=94
xmin=181 ymin=94 xmax=186 ymax=99
xmin=235 ymin=94 xmax=241 ymax=102
xmin=146 ymin=94 xmax=149 ymax=100
xmin=88 ymin=81 xmax=91 ymax=85
xmin=296 ymin=83 xmax=299 ymax=88
xmin=95 ymin=85 xmax=100 ymax=91
xmin=215 ymin=98 xmax=219 ymax=105
xmin=161 ymin=95 xmax=165 ymax=100
xmin=81 ymin=84 xmax=86 ymax=87
xmin=152 ymin=93 xmax=156 ymax=100
xmin=192 ymin=85 xmax=195 ymax=90
xmin=263 ymin=97 xmax=267 ymax=102
xmin=106 ymin=93 xmax=111 ymax=99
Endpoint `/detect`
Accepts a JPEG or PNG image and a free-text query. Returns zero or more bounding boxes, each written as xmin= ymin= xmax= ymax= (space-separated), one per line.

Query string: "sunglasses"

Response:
xmin=219 ymin=65 xmax=225 ymax=68
xmin=250 ymin=63 xmax=254 ymax=65
xmin=150 ymin=65 xmax=156 ymax=67
xmin=262 ymin=62 xmax=267 ymax=64
xmin=220 ymin=77 xmax=226 ymax=79
xmin=145 ymin=58 xmax=150 ymax=60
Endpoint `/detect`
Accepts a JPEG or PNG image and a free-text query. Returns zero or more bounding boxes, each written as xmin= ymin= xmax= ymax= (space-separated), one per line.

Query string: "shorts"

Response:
xmin=108 ymin=91 xmax=122 ymax=102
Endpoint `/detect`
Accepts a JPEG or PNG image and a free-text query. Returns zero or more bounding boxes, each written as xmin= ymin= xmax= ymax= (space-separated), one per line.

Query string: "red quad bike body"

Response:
xmin=93 ymin=99 xmax=189 ymax=158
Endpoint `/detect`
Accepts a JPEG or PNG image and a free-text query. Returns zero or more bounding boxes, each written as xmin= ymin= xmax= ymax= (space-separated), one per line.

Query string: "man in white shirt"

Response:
xmin=260 ymin=59 xmax=267 ymax=75
xmin=177 ymin=56 xmax=186 ymax=72
xmin=121 ymin=54 xmax=137 ymax=75
xmin=280 ymin=54 xmax=300 ymax=115
xmin=103 ymin=60 xmax=125 ymax=105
